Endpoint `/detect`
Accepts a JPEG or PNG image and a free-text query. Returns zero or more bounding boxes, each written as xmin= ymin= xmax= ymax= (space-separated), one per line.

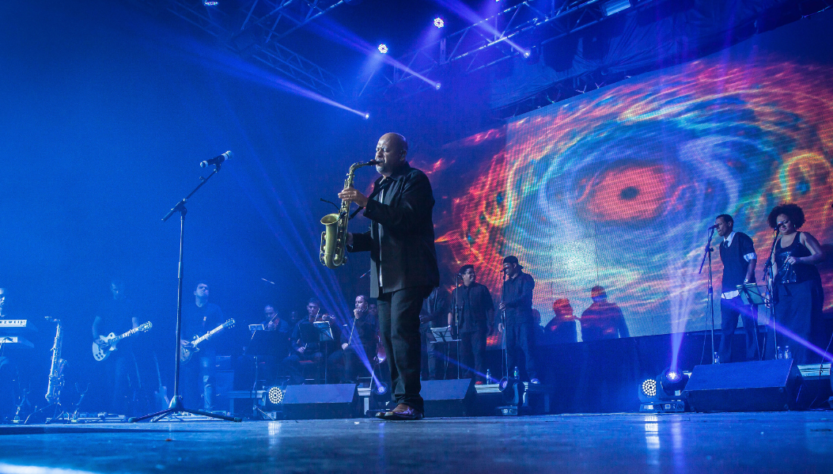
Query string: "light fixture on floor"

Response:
xmin=639 ymin=368 xmax=689 ymax=413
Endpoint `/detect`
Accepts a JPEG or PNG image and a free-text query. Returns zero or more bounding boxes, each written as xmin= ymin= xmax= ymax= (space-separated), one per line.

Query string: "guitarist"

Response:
xmin=181 ymin=281 xmax=224 ymax=412
xmin=92 ymin=279 xmax=139 ymax=415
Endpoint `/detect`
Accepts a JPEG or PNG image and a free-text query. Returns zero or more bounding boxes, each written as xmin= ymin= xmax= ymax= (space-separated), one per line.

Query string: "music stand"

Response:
xmin=314 ymin=321 xmax=335 ymax=383
xmin=429 ymin=326 xmax=456 ymax=344
xmin=129 ymin=158 xmax=240 ymax=423
xmin=737 ymin=283 xmax=766 ymax=306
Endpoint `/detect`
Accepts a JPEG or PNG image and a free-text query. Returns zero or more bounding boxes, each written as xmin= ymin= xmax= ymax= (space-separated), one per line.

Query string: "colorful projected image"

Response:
xmin=429 ymin=54 xmax=833 ymax=340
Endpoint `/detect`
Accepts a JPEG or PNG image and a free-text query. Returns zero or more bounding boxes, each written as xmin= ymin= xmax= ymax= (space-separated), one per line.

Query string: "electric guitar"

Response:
xmin=92 ymin=321 xmax=152 ymax=361
xmin=180 ymin=319 xmax=235 ymax=363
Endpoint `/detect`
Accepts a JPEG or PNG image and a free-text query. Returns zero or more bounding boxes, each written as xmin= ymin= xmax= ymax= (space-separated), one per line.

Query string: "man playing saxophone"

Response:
xmin=337 ymin=132 xmax=439 ymax=421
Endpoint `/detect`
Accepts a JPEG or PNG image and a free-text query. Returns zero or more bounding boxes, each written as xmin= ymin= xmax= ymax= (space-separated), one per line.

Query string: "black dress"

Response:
xmin=767 ymin=232 xmax=825 ymax=364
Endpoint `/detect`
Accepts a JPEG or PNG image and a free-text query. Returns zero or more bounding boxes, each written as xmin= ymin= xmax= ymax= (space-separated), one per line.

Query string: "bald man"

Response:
xmin=339 ymin=132 xmax=440 ymax=420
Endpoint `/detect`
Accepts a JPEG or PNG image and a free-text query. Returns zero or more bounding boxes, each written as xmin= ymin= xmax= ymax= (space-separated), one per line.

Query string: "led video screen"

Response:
xmin=428 ymin=46 xmax=833 ymax=340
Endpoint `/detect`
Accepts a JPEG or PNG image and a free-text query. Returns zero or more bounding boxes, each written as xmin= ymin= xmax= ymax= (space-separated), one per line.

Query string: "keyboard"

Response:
xmin=0 ymin=320 xmax=37 ymax=335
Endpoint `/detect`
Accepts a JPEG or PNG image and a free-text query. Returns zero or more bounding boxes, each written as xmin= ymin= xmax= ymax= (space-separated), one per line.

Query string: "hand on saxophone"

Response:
xmin=338 ymin=187 xmax=369 ymax=208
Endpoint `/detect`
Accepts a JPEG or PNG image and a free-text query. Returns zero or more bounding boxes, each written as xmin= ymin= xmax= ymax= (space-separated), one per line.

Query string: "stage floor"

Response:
xmin=1 ymin=412 xmax=832 ymax=473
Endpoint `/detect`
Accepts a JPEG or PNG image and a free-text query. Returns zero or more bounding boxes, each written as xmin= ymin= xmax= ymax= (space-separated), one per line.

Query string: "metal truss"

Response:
xmin=362 ymin=0 xmax=656 ymax=98
xmin=129 ymin=0 xmax=345 ymax=97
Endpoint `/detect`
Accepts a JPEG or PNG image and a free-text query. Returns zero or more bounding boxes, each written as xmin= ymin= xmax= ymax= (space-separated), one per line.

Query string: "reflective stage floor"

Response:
xmin=1 ymin=412 xmax=832 ymax=473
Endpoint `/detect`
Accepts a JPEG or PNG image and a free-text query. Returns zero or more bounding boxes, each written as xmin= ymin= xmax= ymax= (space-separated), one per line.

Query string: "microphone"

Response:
xmin=707 ymin=224 xmax=718 ymax=230
xmin=200 ymin=151 xmax=232 ymax=168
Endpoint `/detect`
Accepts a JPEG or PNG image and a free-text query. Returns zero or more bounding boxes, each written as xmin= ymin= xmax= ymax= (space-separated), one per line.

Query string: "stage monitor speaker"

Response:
xmin=683 ymin=359 xmax=803 ymax=412
xmin=421 ymin=379 xmax=476 ymax=417
xmin=282 ymin=384 xmax=359 ymax=419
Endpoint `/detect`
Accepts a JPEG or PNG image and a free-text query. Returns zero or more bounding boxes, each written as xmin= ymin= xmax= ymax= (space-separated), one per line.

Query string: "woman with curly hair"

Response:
xmin=766 ymin=203 xmax=825 ymax=363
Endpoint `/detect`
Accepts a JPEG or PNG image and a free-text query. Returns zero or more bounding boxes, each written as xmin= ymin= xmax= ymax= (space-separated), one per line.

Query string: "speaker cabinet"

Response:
xmin=683 ymin=359 xmax=803 ymax=412
xmin=282 ymin=384 xmax=359 ymax=419
xmin=421 ymin=379 xmax=476 ymax=417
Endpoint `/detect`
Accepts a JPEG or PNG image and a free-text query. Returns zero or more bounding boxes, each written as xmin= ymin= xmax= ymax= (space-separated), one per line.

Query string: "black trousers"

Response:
xmin=459 ymin=327 xmax=488 ymax=382
xmin=717 ymin=296 xmax=760 ymax=363
xmin=766 ymin=279 xmax=824 ymax=364
xmin=505 ymin=321 xmax=537 ymax=380
xmin=377 ymin=286 xmax=431 ymax=412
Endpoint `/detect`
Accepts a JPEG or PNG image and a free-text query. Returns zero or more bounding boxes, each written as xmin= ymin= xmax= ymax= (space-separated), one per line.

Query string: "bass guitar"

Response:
xmin=92 ymin=321 xmax=152 ymax=361
xmin=180 ymin=319 xmax=235 ymax=363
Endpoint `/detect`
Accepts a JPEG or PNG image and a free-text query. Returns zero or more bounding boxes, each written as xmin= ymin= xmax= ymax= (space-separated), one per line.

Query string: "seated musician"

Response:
xmin=92 ymin=279 xmax=139 ymax=415
xmin=250 ymin=304 xmax=291 ymax=385
xmin=281 ymin=298 xmax=327 ymax=384
xmin=329 ymin=295 xmax=378 ymax=384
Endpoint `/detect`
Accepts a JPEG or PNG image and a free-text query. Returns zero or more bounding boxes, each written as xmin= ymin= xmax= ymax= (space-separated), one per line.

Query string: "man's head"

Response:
xmin=375 ymin=133 xmax=409 ymax=177
xmin=194 ymin=281 xmax=210 ymax=305
xmin=715 ymin=214 xmax=734 ymax=238
xmin=355 ymin=295 xmax=369 ymax=313
xmin=591 ymin=285 xmax=607 ymax=303
xmin=502 ymin=256 xmax=523 ymax=277
xmin=552 ymin=298 xmax=573 ymax=319
xmin=306 ymin=298 xmax=322 ymax=320
xmin=368 ymin=303 xmax=378 ymax=317
xmin=264 ymin=304 xmax=277 ymax=321
xmin=110 ymin=279 xmax=125 ymax=300
xmin=459 ymin=265 xmax=476 ymax=286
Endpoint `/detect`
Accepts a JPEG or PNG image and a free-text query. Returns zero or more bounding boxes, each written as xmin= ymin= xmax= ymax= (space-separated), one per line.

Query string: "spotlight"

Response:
xmin=523 ymin=51 xmax=531 ymax=58
xmin=376 ymin=383 xmax=388 ymax=395
xmin=659 ymin=368 xmax=689 ymax=396
xmin=203 ymin=0 xmax=219 ymax=5
xmin=434 ymin=82 xmax=441 ymax=90
xmin=378 ymin=44 xmax=388 ymax=54
xmin=364 ymin=113 xmax=370 ymax=119
xmin=267 ymin=386 xmax=284 ymax=405
xmin=641 ymin=379 xmax=657 ymax=398
xmin=434 ymin=17 xmax=445 ymax=28
xmin=498 ymin=376 xmax=527 ymax=415
xmin=639 ymin=369 xmax=690 ymax=413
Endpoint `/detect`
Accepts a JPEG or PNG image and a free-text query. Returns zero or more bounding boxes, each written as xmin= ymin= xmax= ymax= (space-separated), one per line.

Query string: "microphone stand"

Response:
xmin=698 ymin=227 xmax=717 ymax=364
xmin=453 ymin=274 xmax=461 ymax=380
xmin=763 ymin=229 xmax=780 ymax=358
xmin=130 ymin=161 xmax=240 ymax=423
xmin=500 ymin=269 xmax=509 ymax=379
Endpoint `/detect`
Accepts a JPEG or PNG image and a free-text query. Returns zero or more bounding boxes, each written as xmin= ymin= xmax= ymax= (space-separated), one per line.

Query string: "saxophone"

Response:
xmin=45 ymin=318 xmax=67 ymax=405
xmin=320 ymin=160 xmax=380 ymax=269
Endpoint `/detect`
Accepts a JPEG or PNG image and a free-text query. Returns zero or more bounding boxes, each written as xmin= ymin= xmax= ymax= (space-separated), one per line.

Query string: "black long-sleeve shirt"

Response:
xmin=450 ymin=282 xmax=494 ymax=333
xmin=501 ymin=272 xmax=535 ymax=325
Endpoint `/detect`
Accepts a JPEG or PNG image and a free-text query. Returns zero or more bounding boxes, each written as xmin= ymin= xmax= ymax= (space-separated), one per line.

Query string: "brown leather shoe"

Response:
xmin=374 ymin=410 xmax=394 ymax=420
xmin=387 ymin=403 xmax=424 ymax=421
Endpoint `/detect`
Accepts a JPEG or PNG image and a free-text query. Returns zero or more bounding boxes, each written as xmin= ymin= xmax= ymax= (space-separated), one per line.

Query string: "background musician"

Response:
xmin=92 ymin=279 xmax=139 ymax=415
xmin=282 ymin=297 xmax=326 ymax=384
xmin=499 ymin=256 xmax=539 ymax=384
xmin=767 ymin=203 xmax=825 ymax=363
xmin=181 ymin=281 xmax=224 ymax=412
xmin=330 ymin=295 xmax=377 ymax=384
xmin=448 ymin=266 xmax=492 ymax=384
xmin=714 ymin=214 xmax=759 ymax=363
xmin=420 ymin=286 xmax=448 ymax=381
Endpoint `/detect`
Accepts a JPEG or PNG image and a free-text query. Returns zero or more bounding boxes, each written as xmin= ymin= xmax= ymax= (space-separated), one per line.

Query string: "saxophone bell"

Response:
xmin=320 ymin=160 xmax=379 ymax=270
